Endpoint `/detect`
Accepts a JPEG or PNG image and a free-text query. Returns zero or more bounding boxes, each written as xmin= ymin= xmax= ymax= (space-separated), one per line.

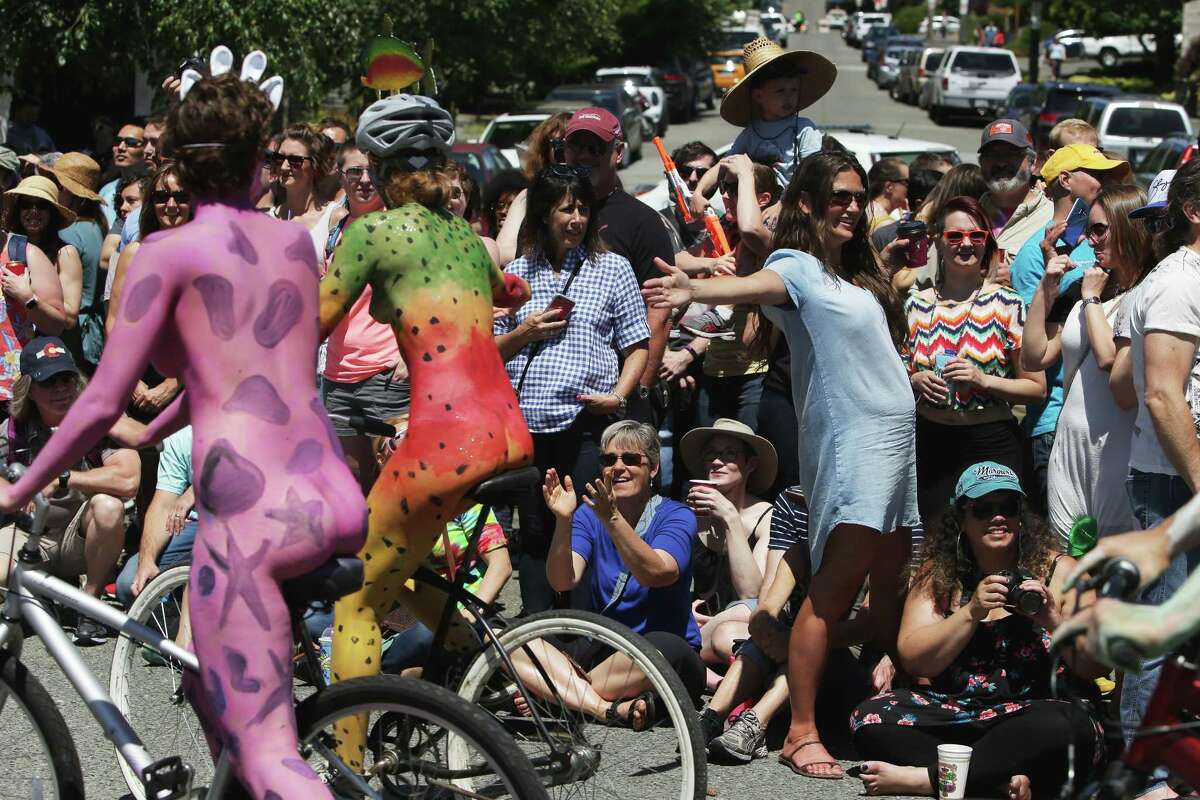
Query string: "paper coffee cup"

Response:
xmin=937 ymin=744 xmax=972 ymax=800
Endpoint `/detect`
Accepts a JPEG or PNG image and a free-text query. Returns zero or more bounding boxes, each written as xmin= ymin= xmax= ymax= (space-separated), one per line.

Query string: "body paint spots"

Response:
xmin=266 ymin=488 xmax=326 ymax=548
xmin=222 ymin=375 xmax=290 ymax=424
xmin=254 ymin=280 xmax=303 ymax=348
xmin=285 ymin=230 xmax=318 ymax=276
xmin=205 ymin=536 xmax=272 ymax=630
xmin=198 ymin=440 xmax=265 ymax=517
xmin=206 ymin=668 xmax=227 ymax=717
xmin=285 ymin=439 xmax=323 ymax=474
xmin=227 ymin=222 xmax=260 ymax=264
xmin=224 ymin=647 xmax=263 ymax=693
xmin=282 ymin=758 xmax=316 ymax=778
xmin=196 ymin=564 xmax=216 ymax=596
xmin=123 ymin=275 xmax=162 ymax=323
xmin=248 ymin=650 xmax=292 ymax=725
xmin=192 ymin=274 xmax=236 ymax=340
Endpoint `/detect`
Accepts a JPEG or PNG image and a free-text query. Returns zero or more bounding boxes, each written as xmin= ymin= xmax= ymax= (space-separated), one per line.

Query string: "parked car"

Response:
xmin=1132 ymin=136 xmax=1190 ymax=187
xmin=1053 ymin=29 xmax=1177 ymax=70
xmin=819 ymin=9 xmax=848 ymax=30
xmin=918 ymin=15 xmax=960 ymax=36
xmin=862 ymin=24 xmax=898 ymax=67
xmin=477 ymin=112 xmax=552 ymax=169
xmin=927 ymin=46 xmax=1022 ymax=124
xmin=657 ymin=56 xmax=715 ymax=122
xmin=873 ymin=36 xmax=923 ymax=86
xmin=543 ymin=85 xmax=646 ymax=167
xmin=1076 ymin=97 xmax=1194 ymax=164
xmin=595 ymin=67 xmax=669 ymax=137
xmin=844 ymin=12 xmax=891 ymax=47
xmin=449 ymin=143 xmax=513 ymax=192
xmin=1018 ymin=82 xmax=1121 ymax=148
xmin=996 ymin=83 xmax=1039 ymax=122
xmin=760 ymin=11 xmax=794 ymax=43
xmin=635 ymin=127 xmax=960 ymax=211
xmin=893 ymin=47 xmax=944 ymax=105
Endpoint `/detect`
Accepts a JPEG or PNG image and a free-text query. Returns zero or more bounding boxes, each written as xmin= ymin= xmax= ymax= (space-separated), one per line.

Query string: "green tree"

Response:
xmin=1044 ymin=0 xmax=1181 ymax=84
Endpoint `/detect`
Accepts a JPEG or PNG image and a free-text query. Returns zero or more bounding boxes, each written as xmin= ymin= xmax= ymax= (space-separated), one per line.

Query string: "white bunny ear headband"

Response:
xmin=179 ymin=46 xmax=284 ymax=110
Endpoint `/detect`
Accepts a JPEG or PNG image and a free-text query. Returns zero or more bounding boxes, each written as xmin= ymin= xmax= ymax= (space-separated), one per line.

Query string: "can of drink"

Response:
xmin=7 ymin=261 xmax=26 ymax=277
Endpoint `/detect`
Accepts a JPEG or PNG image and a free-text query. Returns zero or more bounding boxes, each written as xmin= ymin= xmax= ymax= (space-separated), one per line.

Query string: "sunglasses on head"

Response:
xmin=599 ymin=452 xmax=646 ymax=467
xmin=340 ymin=166 xmax=370 ymax=182
xmin=264 ymin=152 xmax=313 ymax=170
xmin=19 ymin=199 xmax=52 ymax=212
xmin=152 ymin=190 xmax=190 ymax=205
xmin=967 ymin=496 xmax=1022 ymax=520
xmin=1084 ymin=222 xmax=1109 ymax=241
xmin=828 ymin=189 xmax=868 ymax=208
xmin=942 ymin=229 xmax=989 ymax=246
xmin=113 ymin=136 xmax=145 ymax=148
xmin=544 ymin=163 xmax=592 ymax=180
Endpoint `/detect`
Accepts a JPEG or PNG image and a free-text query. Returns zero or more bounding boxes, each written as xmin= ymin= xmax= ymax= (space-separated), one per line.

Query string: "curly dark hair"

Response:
xmin=910 ymin=501 xmax=1057 ymax=617
xmin=774 ymin=151 xmax=906 ymax=344
xmin=162 ymin=74 xmax=274 ymax=198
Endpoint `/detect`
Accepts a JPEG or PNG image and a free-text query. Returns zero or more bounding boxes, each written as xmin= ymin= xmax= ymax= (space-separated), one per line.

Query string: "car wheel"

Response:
xmin=888 ymin=84 xmax=897 ymax=101
xmin=1099 ymin=48 xmax=1118 ymax=70
xmin=705 ymin=92 xmax=715 ymax=110
xmin=930 ymin=104 xmax=945 ymax=125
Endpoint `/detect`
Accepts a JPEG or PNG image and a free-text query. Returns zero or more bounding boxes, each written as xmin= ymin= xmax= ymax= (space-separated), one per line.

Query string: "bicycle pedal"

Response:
xmin=141 ymin=755 xmax=194 ymax=799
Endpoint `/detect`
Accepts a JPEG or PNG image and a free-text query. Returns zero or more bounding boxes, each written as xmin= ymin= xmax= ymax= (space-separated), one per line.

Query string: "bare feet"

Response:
xmin=859 ymin=761 xmax=932 ymax=796
xmin=1009 ymin=775 xmax=1032 ymax=800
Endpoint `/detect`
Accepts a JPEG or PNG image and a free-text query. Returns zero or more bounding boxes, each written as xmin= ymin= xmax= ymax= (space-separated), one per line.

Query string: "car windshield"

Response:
xmin=950 ymin=52 xmax=1016 ymax=75
xmin=548 ymin=90 xmax=620 ymax=116
xmin=1107 ymin=108 xmax=1188 ymax=138
xmin=924 ymin=52 xmax=944 ymax=70
xmin=1045 ymin=88 xmax=1110 ymax=112
xmin=719 ymin=30 xmax=758 ymax=50
xmin=483 ymin=120 xmax=544 ymax=149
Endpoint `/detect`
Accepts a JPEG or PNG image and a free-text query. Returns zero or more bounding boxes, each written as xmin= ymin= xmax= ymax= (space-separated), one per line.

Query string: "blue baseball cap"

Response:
xmin=954 ymin=461 xmax=1024 ymax=501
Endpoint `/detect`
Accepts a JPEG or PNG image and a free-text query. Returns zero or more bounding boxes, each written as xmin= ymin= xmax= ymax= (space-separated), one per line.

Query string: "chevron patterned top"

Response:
xmin=903 ymin=285 xmax=1026 ymax=413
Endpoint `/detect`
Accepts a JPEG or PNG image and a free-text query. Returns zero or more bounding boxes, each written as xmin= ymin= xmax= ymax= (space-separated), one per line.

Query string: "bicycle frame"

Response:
xmin=1125 ymin=650 xmax=1200 ymax=786
xmin=0 ymin=530 xmax=241 ymax=798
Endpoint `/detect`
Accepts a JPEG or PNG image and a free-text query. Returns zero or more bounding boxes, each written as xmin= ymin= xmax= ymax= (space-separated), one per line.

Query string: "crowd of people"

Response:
xmin=0 ymin=32 xmax=1195 ymax=800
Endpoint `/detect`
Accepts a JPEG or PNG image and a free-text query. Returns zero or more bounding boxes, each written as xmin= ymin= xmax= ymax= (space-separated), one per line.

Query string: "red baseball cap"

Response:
xmin=565 ymin=107 xmax=623 ymax=142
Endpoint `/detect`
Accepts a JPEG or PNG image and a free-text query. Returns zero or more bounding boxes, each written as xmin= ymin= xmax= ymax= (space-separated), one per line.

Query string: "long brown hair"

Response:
xmin=774 ymin=152 xmax=905 ymax=343
xmin=1093 ymin=184 xmax=1155 ymax=289
xmin=522 ymin=112 xmax=572 ymax=183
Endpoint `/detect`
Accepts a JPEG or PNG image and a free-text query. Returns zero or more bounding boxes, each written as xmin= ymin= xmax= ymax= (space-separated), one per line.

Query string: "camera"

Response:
xmin=995 ymin=569 xmax=1044 ymax=616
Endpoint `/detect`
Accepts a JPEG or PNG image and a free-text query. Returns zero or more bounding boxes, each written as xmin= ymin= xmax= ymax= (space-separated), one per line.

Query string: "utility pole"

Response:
xmin=1029 ymin=0 xmax=1042 ymax=83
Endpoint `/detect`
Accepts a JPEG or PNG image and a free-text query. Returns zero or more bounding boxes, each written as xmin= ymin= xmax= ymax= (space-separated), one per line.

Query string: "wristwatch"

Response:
xmin=636 ymin=385 xmax=651 ymax=400
xmin=25 ymin=295 xmax=38 ymax=310
xmin=57 ymin=470 xmax=70 ymax=493
xmin=1081 ymin=296 xmax=1104 ymax=308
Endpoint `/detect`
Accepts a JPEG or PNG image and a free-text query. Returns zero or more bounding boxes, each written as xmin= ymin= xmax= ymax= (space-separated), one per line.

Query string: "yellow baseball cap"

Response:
xmin=1040 ymin=143 xmax=1129 ymax=183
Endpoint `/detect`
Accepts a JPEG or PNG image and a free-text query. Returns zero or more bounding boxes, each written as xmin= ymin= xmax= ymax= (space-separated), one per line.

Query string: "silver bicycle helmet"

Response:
xmin=356 ymin=94 xmax=455 ymax=157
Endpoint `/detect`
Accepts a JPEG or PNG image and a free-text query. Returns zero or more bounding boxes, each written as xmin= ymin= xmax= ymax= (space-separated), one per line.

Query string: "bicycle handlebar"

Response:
xmin=1091 ymin=557 xmax=1143 ymax=670
xmin=327 ymin=413 xmax=398 ymax=438
xmin=1 ymin=462 xmax=52 ymax=539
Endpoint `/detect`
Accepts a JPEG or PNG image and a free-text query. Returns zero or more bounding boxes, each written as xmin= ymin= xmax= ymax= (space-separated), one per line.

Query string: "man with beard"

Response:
xmin=978 ymin=119 xmax=1053 ymax=282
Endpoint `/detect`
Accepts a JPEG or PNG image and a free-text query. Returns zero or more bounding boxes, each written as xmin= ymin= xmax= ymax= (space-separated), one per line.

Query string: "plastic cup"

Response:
xmin=937 ymin=744 xmax=972 ymax=800
xmin=688 ymin=479 xmax=719 ymax=518
xmin=6 ymin=260 xmax=26 ymax=277
xmin=896 ymin=219 xmax=929 ymax=268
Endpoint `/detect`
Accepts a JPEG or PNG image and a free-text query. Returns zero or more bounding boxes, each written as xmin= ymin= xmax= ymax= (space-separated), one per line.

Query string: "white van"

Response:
xmin=927 ymin=47 xmax=1022 ymax=124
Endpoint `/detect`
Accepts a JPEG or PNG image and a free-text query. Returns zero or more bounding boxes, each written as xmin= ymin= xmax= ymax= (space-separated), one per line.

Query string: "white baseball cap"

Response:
xmin=1130 ymin=170 xmax=1176 ymax=219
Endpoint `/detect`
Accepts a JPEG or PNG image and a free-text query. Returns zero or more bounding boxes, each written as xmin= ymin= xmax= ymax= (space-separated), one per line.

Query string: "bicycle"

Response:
xmin=1054 ymin=557 xmax=1200 ymax=799
xmin=0 ymin=461 xmax=547 ymax=799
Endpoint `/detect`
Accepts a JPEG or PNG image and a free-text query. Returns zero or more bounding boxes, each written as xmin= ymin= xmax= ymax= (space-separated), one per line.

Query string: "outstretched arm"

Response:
xmin=642 ymin=257 xmax=789 ymax=310
xmin=0 ymin=237 xmax=179 ymax=507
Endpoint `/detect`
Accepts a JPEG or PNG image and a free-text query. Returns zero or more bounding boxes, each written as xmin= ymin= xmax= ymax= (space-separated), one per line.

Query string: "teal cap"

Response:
xmin=954 ymin=461 xmax=1024 ymax=501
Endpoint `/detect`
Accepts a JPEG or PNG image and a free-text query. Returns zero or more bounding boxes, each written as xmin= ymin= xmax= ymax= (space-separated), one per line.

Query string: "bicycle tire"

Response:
xmin=454 ymin=609 xmax=706 ymax=800
xmin=109 ymin=564 xmax=210 ymax=799
xmin=0 ymin=652 xmax=86 ymax=799
xmin=294 ymin=674 xmax=549 ymax=799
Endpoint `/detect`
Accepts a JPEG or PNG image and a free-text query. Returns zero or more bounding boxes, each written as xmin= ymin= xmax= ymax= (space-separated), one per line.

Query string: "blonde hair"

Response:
xmin=1047 ymin=119 xmax=1098 ymax=150
xmin=600 ymin=421 xmax=661 ymax=471
xmin=8 ymin=372 xmax=88 ymax=423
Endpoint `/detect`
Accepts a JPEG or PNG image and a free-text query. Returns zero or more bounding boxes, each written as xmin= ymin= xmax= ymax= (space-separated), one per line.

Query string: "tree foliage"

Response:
xmin=1044 ymin=0 xmax=1181 ymax=82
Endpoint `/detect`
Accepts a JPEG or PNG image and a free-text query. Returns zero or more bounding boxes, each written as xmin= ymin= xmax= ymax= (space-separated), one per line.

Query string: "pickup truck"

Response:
xmin=1052 ymin=29 xmax=1178 ymax=69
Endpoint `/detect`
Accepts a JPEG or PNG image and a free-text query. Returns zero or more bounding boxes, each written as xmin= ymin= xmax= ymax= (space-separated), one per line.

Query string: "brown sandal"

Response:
xmin=778 ymin=739 xmax=844 ymax=780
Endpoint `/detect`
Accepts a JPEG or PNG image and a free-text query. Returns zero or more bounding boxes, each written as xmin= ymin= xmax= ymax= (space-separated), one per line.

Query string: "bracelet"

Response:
xmin=1081 ymin=296 xmax=1103 ymax=307
xmin=682 ymin=344 xmax=699 ymax=360
xmin=612 ymin=393 xmax=627 ymax=416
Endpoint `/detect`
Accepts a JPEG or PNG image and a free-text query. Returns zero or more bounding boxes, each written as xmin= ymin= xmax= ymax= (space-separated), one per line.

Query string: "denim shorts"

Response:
xmin=322 ymin=370 xmax=410 ymax=436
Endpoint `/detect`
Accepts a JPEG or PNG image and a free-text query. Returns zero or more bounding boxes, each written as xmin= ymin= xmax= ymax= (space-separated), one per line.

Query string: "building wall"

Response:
xmin=1186 ymin=0 xmax=1200 ymax=48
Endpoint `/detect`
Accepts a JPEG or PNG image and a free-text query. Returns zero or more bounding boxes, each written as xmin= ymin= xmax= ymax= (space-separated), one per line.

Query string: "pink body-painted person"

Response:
xmin=0 ymin=75 xmax=366 ymax=799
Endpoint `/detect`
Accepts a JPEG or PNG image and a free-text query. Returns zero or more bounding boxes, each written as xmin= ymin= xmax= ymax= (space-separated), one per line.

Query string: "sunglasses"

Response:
xmin=151 ymin=190 xmax=190 ymax=205
xmin=34 ymin=372 xmax=76 ymax=388
xmin=19 ymin=199 xmax=52 ymax=212
xmin=828 ymin=189 xmax=868 ymax=208
xmin=678 ymin=164 xmax=708 ymax=180
xmin=544 ymin=163 xmax=592 ymax=180
xmin=599 ymin=452 xmax=647 ymax=467
xmin=968 ymin=496 xmax=1022 ymax=520
xmin=340 ymin=166 xmax=369 ymax=182
xmin=942 ymin=229 xmax=989 ymax=246
xmin=1084 ymin=222 xmax=1109 ymax=242
xmin=264 ymin=152 xmax=313 ymax=170
xmin=702 ymin=447 xmax=747 ymax=463
xmin=113 ymin=136 xmax=145 ymax=148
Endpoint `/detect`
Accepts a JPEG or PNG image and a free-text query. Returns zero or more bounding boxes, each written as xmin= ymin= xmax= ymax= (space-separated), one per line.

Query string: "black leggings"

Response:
xmin=853 ymin=701 xmax=1100 ymax=799
xmin=916 ymin=416 xmax=1024 ymax=523
xmin=565 ymin=629 xmax=706 ymax=710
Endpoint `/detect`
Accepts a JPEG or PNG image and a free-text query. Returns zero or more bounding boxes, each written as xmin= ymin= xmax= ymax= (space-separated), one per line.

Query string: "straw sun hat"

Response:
xmin=719 ymin=37 xmax=837 ymax=127
xmin=2 ymin=175 xmax=77 ymax=231
xmin=680 ymin=417 xmax=778 ymax=495
xmin=50 ymin=152 xmax=104 ymax=203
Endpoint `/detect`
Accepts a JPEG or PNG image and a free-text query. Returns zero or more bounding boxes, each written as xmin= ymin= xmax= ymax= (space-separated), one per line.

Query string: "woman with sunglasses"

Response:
xmin=851 ymin=461 xmax=1107 ymax=800
xmin=1023 ymin=185 xmax=1155 ymax=547
xmin=645 ymin=151 xmax=919 ymax=779
xmin=2 ymin=176 xmax=77 ymax=338
xmin=905 ymin=196 xmax=1046 ymax=523
xmin=496 ymin=165 xmax=650 ymax=614
xmin=267 ymin=123 xmax=344 ymax=268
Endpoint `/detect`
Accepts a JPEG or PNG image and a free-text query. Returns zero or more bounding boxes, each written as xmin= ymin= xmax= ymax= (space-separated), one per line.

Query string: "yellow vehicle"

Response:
xmin=709 ymin=28 xmax=758 ymax=94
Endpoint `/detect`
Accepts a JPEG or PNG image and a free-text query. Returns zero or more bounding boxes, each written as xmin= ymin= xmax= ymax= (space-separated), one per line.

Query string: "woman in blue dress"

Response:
xmin=645 ymin=151 xmax=920 ymax=779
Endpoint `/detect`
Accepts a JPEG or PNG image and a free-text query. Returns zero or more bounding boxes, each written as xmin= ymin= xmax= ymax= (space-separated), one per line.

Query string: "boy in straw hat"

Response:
xmin=691 ymin=36 xmax=836 ymax=217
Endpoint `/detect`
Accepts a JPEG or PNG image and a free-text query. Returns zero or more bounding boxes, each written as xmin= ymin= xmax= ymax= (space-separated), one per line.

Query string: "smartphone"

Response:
xmin=546 ymin=293 xmax=575 ymax=321
xmin=178 ymin=57 xmax=205 ymax=78
xmin=1059 ymin=198 xmax=1089 ymax=252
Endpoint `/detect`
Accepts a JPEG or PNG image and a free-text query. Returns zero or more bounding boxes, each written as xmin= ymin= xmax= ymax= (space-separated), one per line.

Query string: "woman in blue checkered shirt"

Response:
xmin=495 ymin=167 xmax=652 ymax=613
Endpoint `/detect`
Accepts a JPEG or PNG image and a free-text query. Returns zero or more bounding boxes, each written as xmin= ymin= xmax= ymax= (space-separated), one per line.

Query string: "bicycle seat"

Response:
xmin=282 ymin=556 xmax=363 ymax=607
xmin=468 ymin=466 xmax=541 ymax=508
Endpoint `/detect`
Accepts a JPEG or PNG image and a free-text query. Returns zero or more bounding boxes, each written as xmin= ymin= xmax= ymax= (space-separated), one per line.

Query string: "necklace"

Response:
xmin=933 ymin=282 xmax=983 ymax=306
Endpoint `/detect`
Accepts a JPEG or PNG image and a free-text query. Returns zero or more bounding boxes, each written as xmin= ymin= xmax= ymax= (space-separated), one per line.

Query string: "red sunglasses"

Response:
xmin=942 ymin=228 xmax=989 ymax=246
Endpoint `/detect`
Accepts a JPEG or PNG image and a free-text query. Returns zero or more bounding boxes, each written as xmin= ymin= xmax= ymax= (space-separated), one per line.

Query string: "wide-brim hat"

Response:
xmin=50 ymin=152 xmax=104 ymax=203
xmin=720 ymin=37 xmax=837 ymax=126
xmin=2 ymin=175 xmax=77 ymax=231
xmin=680 ymin=417 xmax=778 ymax=495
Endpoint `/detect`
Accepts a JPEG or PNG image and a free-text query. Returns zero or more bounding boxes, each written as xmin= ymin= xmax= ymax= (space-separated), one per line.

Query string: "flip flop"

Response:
xmin=778 ymin=739 xmax=844 ymax=780
xmin=603 ymin=692 xmax=655 ymax=732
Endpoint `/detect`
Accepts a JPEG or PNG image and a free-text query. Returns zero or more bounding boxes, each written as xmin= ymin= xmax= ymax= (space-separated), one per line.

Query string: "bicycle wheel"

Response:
xmin=294 ymin=674 xmax=548 ymax=799
xmin=454 ymin=609 xmax=706 ymax=800
xmin=109 ymin=564 xmax=213 ymax=799
xmin=0 ymin=652 xmax=85 ymax=799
